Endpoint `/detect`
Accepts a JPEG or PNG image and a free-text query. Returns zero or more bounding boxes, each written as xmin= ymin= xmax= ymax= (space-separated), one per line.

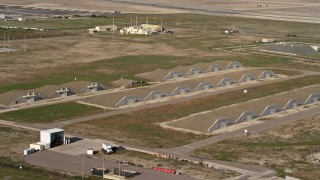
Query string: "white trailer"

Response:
xmin=24 ymin=148 xmax=35 ymax=155
xmin=102 ymin=143 xmax=113 ymax=154
xmin=30 ymin=143 xmax=45 ymax=151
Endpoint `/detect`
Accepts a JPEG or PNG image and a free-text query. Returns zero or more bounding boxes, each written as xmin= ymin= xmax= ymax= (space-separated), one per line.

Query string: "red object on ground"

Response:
xmin=153 ymin=167 xmax=176 ymax=174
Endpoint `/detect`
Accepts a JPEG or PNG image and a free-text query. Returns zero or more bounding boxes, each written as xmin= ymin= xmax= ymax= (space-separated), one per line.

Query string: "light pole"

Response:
xmin=81 ymin=157 xmax=84 ymax=180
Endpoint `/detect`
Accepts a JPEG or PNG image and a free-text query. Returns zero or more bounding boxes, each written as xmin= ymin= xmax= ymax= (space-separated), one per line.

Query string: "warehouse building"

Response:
xmin=82 ymin=69 xmax=276 ymax=108
xmin=40 ymin=128 xmax=65 ymax=148
xmin=136 ymin=61 xmax=243 ymax=82
xmin=168 ymin=85 xmax=320 ymax=133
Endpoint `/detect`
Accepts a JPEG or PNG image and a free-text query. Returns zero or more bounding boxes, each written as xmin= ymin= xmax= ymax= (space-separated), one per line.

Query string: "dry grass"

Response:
xmin=65 ymin=75 xmax=320 ymax=148
xmin=192 ymin=115 xmax=320 ymax=179
xmin=0 ymin=125 xmax=38 ymax=160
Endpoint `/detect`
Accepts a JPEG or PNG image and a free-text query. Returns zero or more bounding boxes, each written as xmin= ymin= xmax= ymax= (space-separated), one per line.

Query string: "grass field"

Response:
xmin=65 ymin=75 xmax=320 ymax=148
xmin=1 ymin=12 xmax=320 ymax=93
xmin=0 ymin=102 xmax=103 ymax=123
xmin=0 ymin=52 xmax=313 ymax=94
xmin=191 ymin=115 xmax=320 ymax=179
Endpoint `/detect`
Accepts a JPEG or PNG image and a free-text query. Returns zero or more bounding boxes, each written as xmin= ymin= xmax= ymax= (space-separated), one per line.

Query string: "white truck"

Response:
xmin=102 ymin=143 xmax=113 ymax=154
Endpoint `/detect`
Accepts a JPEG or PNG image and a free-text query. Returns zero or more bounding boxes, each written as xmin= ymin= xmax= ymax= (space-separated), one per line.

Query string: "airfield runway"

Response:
xmin=0 ymin=4 xmax=102 ymax=17
xmin=1 ymin=0 xmax=319 ymax=23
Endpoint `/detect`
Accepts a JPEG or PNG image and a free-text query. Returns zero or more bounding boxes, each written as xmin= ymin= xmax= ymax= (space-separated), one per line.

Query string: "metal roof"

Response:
xmin=41 ymin=128 xmax=64 ymax=134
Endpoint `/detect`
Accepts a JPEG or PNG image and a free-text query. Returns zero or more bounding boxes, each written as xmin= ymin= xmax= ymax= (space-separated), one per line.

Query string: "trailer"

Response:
xmin=29 ymin=143 xmax=45 ymax=151
xmin=102 ymin=143 xmax=113 ymax=154
xmin=24 ymin=148 xmax=35 ymax=156
xmin=91 ymin=167 xmax=109 ymax=177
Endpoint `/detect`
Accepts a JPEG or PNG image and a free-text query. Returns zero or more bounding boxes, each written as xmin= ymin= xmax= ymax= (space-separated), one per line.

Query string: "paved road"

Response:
xmin=0 ymin=4 xmax=102 ymax=17
xmin=25 ymin=150 xmax=195 ymax=180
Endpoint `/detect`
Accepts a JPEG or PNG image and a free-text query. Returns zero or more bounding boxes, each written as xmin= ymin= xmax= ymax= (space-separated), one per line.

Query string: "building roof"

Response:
xmin=32 ymin=85 xmax=60 ymax=97
xmin=261 ymin=43 xmax=319 ymax=56
xmin=60 ymin=81 xmax=95 ymax=92
xmin=112 ymin=79 xmax=133 ymax=87
xmin=0 ymin=90 xmax=32 ymax=106
xmin=41 ymin=128 xmax=64 ymax=134
xmin=136 ymin=60 xmax=243 ymax=82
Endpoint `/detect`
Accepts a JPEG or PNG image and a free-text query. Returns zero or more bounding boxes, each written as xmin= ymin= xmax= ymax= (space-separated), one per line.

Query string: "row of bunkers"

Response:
xmin=0 ymin=81 xmax=105 ymax=107
xmin=0 ymin=60 xmax=243 ymax=107
xmin=169 ymin=85 xmax=320 ymax=133
xmin=136 ymin=61 xmax=243 ymax=82
xmin=83 ymin=68 xmax=276 ymax=108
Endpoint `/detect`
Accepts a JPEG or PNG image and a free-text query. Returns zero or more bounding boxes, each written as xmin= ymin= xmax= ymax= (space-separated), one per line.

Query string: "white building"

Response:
xmin=0 ymin=14 xmax=5 ymax=20
xmin=40 ymin=128 xmax=65 ymax=148
xmin=120 ymin=24 xmax=163 ymax=35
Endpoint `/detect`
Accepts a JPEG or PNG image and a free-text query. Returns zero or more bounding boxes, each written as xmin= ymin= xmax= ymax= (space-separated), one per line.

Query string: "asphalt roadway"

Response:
xmin=24 ymin=150 xmax=195 ymax=180
xmin=0 ymin=5 xmax=101 ymax=17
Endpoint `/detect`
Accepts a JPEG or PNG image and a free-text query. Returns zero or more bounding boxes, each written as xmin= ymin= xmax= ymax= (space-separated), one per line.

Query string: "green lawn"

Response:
xmin=0 ymin=167 xmax=57 ymax=180
xmin=0 ymin=102 xmax=102 ymax=123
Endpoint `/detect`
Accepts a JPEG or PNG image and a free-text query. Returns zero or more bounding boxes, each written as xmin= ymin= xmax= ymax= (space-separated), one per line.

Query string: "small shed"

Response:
xmin=40 ymin=128 xmax=65 ymax=148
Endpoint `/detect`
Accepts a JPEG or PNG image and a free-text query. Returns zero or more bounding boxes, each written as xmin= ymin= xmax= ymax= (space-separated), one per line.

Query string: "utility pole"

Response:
xmin=7 ymin=34 xmax=9 ymax=48
xmin=203 ymin=23 xmax=207 ymax=37
xmin=3 ymin=31 xmax=5 ymax=48
xmin=161 ymin=17 xmax=163 ymax=34
xmin=135 ymin=15 xmax=138 ymax=26
xmin=146 ymin=16 xmax=149 ymax=37
xmin=112 ymin=17 xmax=115 ymax=41
xmin=103 ymin=157 xmax=105 ymax=177
xmin=24 ymin=34 xmax=27 ymax=51
xmin=81 ymin=157 xmax=84 ymax=180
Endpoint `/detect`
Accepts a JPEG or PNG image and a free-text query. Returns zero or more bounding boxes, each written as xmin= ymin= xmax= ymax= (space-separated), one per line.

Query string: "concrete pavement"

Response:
xmin=24 ymin=150 xmax=195 ymax=180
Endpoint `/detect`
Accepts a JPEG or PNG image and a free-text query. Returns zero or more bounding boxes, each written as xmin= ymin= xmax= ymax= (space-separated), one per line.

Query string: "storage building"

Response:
xmin=40 ymin=128 xmax=65 ymax=148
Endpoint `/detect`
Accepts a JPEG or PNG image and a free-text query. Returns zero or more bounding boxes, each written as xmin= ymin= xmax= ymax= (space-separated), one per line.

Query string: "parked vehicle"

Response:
xmin=91 ymin=167 xmax=109 ymax=177
xmin=102 ymin=143 xmax=113 ymax=154
xmin=117 ymin=146 xmax=125 ymax=150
